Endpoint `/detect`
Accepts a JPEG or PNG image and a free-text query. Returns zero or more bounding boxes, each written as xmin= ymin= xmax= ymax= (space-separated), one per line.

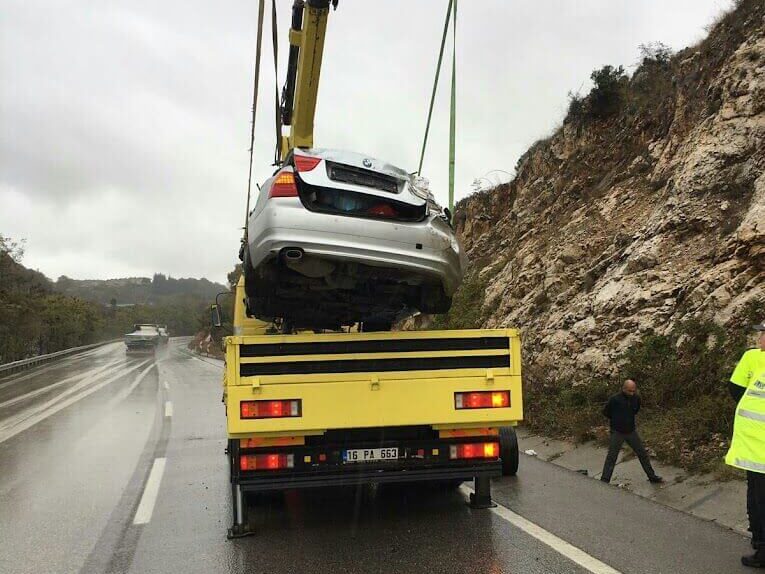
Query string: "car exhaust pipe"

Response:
xmin=282 ymin=247 xmax=304 ymax=262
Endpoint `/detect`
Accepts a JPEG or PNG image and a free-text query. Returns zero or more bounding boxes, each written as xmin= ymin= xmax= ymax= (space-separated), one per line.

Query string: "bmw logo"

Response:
xmin=362 ymin=158 xmax=372 ymax=168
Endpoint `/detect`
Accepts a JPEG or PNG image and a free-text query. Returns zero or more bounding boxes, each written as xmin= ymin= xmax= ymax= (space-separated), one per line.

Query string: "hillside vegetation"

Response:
xmin=0 ymin=235 xmax=224 ymax=364
xmin=424 ymin=0 xmax=765 ymax=473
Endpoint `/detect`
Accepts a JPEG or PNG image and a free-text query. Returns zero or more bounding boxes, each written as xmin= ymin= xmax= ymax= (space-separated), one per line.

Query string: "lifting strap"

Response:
xmin=448 ymin=0 xmax=457 ymax=213
xmin=244 ymin=0 xmax=266 ymax=239
xmin=272 ymin=0 xmax=281 ymax=166
xmin=417 ymin=0 xmax=457 ymax=212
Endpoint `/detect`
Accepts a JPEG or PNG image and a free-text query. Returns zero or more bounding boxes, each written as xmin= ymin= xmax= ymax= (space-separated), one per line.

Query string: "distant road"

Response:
xmin=0 ymin=340 xmax=751 ymax=574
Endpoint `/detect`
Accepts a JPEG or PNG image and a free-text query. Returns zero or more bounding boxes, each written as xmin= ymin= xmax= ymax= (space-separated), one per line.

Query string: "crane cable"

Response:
xmin=417 ymin=0 xmax=457 ymax=212
xmin=243 ymin=0 xmax=266 ymax=242
xmin=448 ymin=0 xmax=457 ymax=213
xmin=271 ymin=0 xmax=281 ymax=166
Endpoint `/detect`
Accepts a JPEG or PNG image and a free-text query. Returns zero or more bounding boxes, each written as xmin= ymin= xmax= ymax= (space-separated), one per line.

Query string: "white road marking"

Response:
xmin=105 ymin=363 xmax=158 ymax=409
xmin=164 ymin=401 xmax=173 ymax=417
xmin=460 ymin=485 xmax=623 ymax=574
xmin=133 ymin=458 xmax=167 ymax=525
xmin=163 ymin=381 xmax=169 ymax=390
xmin=0 ymin=343 xmax=122 ymax=390
xmin=0 ymin=359 xmax=123 ymax=410
xmin=0 ymin=360 xmax=150 ymax=444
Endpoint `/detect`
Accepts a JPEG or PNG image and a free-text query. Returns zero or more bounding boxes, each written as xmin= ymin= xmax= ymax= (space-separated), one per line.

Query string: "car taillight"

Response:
xmin=240 ymin=453 xmax=294 ymax=471
xmin=454 ymin=391 xmax=510 ymax=409
xmin=367 ymin=203 xmax=399 ymax=218
xmin=294 ymin=155 xmax=322 ymax=172
xmin=269 ymin=172 xmax=299 ymax=198
xmin=449 ymin=442 xmax=499 ymax=460
xmin=240 ymin=399 xmax=301 ymax=419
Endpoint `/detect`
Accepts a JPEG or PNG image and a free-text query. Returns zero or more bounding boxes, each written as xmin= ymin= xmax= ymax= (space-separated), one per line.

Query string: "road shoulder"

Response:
xmin=516 ymin=427 xmax=748 ymax=535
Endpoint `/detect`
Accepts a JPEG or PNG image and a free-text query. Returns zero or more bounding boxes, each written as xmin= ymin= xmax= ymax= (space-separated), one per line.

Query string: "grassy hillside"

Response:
xmin=0 ymin=234 xmax=221 ymax=364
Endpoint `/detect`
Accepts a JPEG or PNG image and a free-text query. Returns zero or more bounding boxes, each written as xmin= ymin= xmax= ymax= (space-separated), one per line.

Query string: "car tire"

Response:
xmin=242 ymin=248 xmax=257 ymax=298
xmin=499 ymin=426 xmax=519 ymax=476
xmin=419 ymin=286 xmax=452 ymax=314
xmin=361 ymin=320 xmax=393 ymax=332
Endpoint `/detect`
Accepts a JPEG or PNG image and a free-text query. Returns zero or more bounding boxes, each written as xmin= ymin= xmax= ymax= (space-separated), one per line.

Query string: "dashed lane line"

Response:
xmin=132 ymin=458 xmax=167 ymax=525
xmin=164 ymin=401 xmax=173 ymax=417
xmin=460 ymin=485 xmax=623 ymax=574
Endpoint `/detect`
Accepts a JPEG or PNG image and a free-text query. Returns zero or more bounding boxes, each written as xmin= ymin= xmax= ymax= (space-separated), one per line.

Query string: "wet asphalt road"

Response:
xmin=0 ymin=340 xmax=753 ymax=574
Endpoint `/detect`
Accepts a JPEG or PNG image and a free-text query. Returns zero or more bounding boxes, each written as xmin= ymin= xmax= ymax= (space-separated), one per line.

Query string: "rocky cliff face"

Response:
xmin=451 ymin=1 xmax=764 ymax=383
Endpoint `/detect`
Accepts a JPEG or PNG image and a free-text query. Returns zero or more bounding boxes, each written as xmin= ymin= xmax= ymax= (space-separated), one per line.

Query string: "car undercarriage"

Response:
xmin=243 ymin=250 xmax=451 ymax=330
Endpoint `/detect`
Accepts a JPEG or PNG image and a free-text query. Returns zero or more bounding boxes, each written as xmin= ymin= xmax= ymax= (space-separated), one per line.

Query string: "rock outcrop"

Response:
xmin=451 ymin=1 xmax=764 ymax=383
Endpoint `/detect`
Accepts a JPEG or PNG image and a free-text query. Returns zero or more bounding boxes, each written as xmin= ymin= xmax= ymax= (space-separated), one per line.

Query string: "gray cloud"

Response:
xmin=1 ymin=0 xmax=732 ymax=282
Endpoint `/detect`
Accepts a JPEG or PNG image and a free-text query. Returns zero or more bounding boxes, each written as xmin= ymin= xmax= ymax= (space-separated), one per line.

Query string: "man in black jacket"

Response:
xmin=600 ymin=379 xmax=663 ymax=484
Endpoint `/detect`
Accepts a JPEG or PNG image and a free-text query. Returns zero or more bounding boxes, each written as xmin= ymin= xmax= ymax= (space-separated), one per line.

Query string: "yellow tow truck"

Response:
xmin=214 ymin=0 xmax=524 ymax=537
xmin=214 ymin=279 xmax=522 ymax=537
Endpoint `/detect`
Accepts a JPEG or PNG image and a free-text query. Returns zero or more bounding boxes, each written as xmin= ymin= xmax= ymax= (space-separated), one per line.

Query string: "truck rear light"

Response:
xmin=449 ymin=442 xmax=499 ymax=460
xmin=294 ymin=155 xmax=322 ymax=172
xmin=240 ymin=453 xmax=294 ymax=471
xmin=269 ymin=172 xmax=299 ymax=198
xmin=240 ymin=399 xmax=301 ymax=419
xmin=454 ymin=391 xmax=510 ymax=409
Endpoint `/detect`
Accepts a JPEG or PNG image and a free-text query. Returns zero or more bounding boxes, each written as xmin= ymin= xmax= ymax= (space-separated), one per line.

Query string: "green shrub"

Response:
xmin=522 ymin=306 xmax=765 ymax=472
xmin=431 ymin=272 xmax=485 ymax=330
xmin=588 ymin=65 xmax=627 ymax=118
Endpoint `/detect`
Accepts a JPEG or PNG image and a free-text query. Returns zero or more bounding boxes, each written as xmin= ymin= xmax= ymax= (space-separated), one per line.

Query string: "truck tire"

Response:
xmin=499 ymin=426 xmax=519 ymax=476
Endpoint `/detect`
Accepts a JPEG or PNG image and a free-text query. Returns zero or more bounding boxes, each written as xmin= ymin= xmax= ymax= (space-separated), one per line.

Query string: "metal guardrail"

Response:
xmin=0 ymin=339 xmax=120 ymax=379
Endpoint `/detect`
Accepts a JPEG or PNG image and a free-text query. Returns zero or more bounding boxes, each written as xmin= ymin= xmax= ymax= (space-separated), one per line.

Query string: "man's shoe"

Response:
xmin=741 ymin=550 xmax=765 ymax=568
xmin=600 ymin=477 xmax=610 ymax=484
xmin=648 ymin=475 xmax=664 ymax=484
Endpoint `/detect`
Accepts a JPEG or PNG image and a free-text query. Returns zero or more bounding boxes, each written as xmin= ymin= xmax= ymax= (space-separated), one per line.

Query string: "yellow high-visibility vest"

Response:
xmin=726 ymin=367 xmax=765 ymax=473
xmin=731 ymin=349 xmax=765 ymax=389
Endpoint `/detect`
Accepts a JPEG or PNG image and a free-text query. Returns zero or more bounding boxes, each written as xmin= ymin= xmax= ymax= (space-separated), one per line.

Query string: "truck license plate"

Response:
xmin=343 ymin=448 xmax=398 ymax=463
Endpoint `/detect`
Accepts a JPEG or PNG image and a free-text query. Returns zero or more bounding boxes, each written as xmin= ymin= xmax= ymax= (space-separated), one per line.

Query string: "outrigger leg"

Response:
xmin=469 ymin=476 xmax=496 ymax=509
xmin=227 ymin=482 xmax=255 ymax=539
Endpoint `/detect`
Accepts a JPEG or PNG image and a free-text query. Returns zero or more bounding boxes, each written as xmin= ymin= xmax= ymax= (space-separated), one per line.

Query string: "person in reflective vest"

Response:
xmin=726 ymin=322 xmax=765 ymax=568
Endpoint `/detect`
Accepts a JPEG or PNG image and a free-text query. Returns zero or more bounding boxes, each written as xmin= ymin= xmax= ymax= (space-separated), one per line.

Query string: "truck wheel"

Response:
xmin=499 ymin=426 xmax=519 ymax=476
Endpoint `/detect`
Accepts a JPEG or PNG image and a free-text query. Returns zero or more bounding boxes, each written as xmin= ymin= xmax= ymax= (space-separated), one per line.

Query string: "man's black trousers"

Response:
xmin=748 ymin=471 xmax=765 ymax=548
xmin=601 ymin=430 xmax=657 ymax=483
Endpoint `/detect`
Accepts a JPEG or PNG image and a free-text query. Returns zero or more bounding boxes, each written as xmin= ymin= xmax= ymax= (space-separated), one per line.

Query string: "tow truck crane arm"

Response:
xmin=278 ymin=0 xmax=337 ymax=162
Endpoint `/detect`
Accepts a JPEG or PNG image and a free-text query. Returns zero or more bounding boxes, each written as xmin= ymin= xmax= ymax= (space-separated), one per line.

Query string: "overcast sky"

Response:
xmin=1 ymin=0 xmax=733 ymax=284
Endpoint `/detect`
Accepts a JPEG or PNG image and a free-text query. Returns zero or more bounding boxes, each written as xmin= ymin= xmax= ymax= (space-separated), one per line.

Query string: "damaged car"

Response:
xmin=242 ymin=148 xmax=465 ymax=330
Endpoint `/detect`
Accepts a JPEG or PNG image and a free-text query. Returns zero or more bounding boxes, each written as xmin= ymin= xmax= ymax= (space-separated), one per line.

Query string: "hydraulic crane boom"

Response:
xmin=279 ymin=0 xmax=336 ymax=162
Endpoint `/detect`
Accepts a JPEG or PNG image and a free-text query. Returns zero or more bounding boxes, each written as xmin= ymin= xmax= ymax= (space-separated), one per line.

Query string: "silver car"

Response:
xmin=243 ymin=148 xmax=465 ymax=330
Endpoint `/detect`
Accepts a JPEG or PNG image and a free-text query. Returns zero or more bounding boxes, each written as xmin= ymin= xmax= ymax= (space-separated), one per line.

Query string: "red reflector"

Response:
xmin=454 ymin=391 xmax=510 ymax=409
xmin=269 ymin=171 xmax=299 ymax=198
xmin=240 ymin=453 xmax=294 ymax=471
xmin=367 ymin=203 xmax=398 ymax=218
xmin=240 ymin=400 xmax=301 ymax=419
xmin=294 ymin=155 xmax=322 ymax=172
xmin=449 ymin=442 xmax=500 ymax=460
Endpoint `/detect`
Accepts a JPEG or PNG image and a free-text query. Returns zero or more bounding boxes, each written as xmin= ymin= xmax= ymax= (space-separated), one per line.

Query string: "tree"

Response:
xmin=588 ymin=65 xmax=627 ymax=118
xmin=227 ymin=264 xmax=243 ymax=290
xmin=0 ymin=234 xmax=25 ymax=262
xmin=638 ymin=42 xmax=673 ymax=66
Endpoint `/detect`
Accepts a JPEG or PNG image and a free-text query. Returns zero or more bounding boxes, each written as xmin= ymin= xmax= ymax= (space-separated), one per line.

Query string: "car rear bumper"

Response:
xmin=247 ymin=200 xmax=464 ymax=294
